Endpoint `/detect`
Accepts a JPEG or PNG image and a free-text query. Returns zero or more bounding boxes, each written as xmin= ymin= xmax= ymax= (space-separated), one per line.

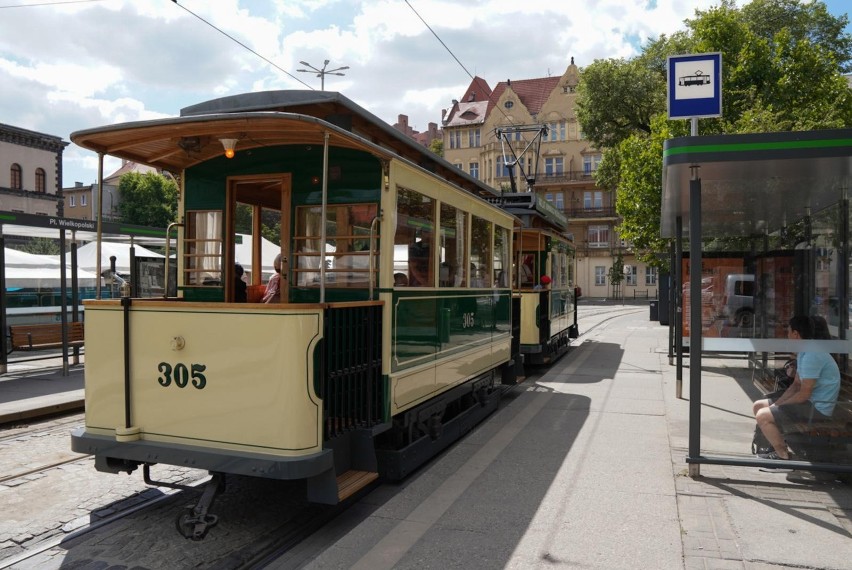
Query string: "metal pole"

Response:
xmin=320 ymin=132 xmax=330 ymax=304
xmin=688 ymin=170 xmax=702 ymax=477
xmin=0 ymin=227 xmax=6 ymax=374
xmin=95 ymin=153 xmax=104 ymax=299
xmin=676 ymin=215 xmax=683 ymax=396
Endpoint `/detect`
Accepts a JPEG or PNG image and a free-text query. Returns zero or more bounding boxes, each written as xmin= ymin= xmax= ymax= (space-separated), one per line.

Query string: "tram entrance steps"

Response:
xmin=337 ymin=470 xmax=379 ymax=502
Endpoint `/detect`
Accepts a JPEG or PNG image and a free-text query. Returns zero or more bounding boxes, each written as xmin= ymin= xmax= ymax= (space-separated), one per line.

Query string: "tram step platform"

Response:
xmin=337 ymin=470 xmax=379 ymax=502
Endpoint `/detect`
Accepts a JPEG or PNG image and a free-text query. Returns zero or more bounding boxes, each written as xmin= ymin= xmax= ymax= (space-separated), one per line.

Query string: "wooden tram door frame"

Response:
xmin=226 ymin=174 xmax=292 ymax=302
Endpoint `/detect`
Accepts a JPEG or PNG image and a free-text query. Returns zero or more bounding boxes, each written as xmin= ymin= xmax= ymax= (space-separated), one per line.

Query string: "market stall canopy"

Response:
xmin=234 ymin=234 xmax=280 ymax=279
xmin=661 ymin=129 xmax=852 ymax=239
xmin=5 ymin=266 xmax=99 ymax=288
xmin=4 ymin=248 xmax=59 ymax=267
xmin=74 ymin=241 xmax=164 ymax=274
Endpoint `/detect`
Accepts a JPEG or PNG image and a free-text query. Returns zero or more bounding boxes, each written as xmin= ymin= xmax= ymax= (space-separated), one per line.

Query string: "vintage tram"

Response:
xmin=69 ymin=91 xmax=576 ymax=538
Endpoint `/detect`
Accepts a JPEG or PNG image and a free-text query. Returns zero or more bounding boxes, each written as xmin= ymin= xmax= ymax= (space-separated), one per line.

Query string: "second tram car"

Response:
xmin=69 ymin=91 xmax=577 ymax=538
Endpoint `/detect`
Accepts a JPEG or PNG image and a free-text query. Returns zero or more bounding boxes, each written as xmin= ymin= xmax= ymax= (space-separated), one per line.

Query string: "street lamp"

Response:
xmin=297 ymin=59 xmax=349 ymax=90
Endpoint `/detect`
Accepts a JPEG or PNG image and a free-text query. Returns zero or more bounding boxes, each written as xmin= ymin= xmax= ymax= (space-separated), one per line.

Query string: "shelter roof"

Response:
xmin=661 ymin=128 xmax=852 ymax=238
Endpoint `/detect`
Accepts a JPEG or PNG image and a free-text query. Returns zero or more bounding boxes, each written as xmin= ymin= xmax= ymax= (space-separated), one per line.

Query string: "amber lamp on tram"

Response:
xmin=220 ymin=138 xmax=238 ymax=159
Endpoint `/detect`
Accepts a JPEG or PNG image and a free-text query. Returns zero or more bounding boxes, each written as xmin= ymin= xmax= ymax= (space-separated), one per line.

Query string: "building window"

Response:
xmin=545 ymin=157 xmax=564 ymax=176
xmin=81 ymin=194 xmax=87 ymax=206
xmin=555 ymin=193 xmax=564 ymax=210
xmin=35 ymin=168 xmax=46 ymax=193
xmin=583 ymin=153 xmax=602 ymax=174
xmin=10 ymin=163 xmax=22 ymax=190
xmin=454 ymin=163 xmax=463 ymax=169
xmin=468 ymin=128 xmax=480 ymax=147
xmin=69 ymin=195 xmax=75 ymax=207
xmin=545 ymin=193 xmax=553 ymax=203
xmin=595 ymin=266 xmax=606 ymax=286
xmin=449 ymin=130 xmax=461 ymax=150
xmin=588 ymin=225 xmax=610 ymax=247
xmin=559 ymin=121 xmax=566 ymax=141
xmin=646 ymin=266 xmax=658 ymax=286
xmin=625 ymin=265 xmax=637 ymax=286
xmin=469 ymin=162 xmax=479 ymax=179
xmin=504 ymin=101 xmax=514 ymax=109
xmin=496 ymin=156 xmax=511 ymax=178
xmin=584 ymin=191 xmax=603 ymax=209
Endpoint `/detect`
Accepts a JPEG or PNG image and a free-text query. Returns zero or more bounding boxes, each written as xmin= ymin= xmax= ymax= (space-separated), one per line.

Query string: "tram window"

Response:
xmin=440 ymin=203 xmax=467 ymax=287
xmin=185 ymin=210 xmax=223 ymax=286
xmin=292 ymin=203 xmax=377 ymax=287
xmin=394 ymin=188 xmax=435 ymax=287
xmin=470 ymin=216 xmax=492 ymax=288
xmin=494 ymin=226 xmax=510 ymax=287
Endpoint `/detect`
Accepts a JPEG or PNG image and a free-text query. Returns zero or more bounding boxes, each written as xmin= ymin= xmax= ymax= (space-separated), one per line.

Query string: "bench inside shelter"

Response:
xmin=8 ymin=322 xmax=84 ymax=352
xmin=754 ymin=362 xmax=852 ymax=462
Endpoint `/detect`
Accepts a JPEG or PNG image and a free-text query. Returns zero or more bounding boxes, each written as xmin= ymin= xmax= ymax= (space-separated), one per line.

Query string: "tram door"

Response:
xmin=228 ymin=174 xmax=292 ymax=302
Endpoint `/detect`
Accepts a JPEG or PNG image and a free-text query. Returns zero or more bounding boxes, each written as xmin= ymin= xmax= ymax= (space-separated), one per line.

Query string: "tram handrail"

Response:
xmin=164 ymin=222 xmax=183 ymax=298
xmin=368 ymin=214 xmax=382 ymax=300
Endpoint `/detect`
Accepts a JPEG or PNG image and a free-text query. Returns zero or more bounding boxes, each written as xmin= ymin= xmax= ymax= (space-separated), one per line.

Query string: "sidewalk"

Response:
xmin=0 ymin=355 xmax=83 ymax=425
xmin=289 ymin=307 xmax=852 ymax=569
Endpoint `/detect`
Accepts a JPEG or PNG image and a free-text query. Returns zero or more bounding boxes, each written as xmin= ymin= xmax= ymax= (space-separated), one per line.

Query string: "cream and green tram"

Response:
xmin=489 ymin=193 xmax=579 ymax=366
xmin=69 ymin=91 xmax=516 ymax=538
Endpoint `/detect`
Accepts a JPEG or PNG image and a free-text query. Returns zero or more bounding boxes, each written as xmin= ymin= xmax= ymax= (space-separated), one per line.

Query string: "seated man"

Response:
xmin=752 ymin=315 xmax=841 ymax=460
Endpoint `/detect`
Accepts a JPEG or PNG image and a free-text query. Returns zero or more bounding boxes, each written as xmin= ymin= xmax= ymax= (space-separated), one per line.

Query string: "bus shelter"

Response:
xmin=661 ymin=128 xmax=852 ymax=475
xmin=0 ymin=211 xmax=174 ymax=375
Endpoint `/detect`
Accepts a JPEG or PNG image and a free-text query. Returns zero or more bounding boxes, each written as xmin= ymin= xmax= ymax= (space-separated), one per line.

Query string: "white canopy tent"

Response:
xmin=234 ymin=234 xmax=280 ymax=280
xmin=74 ymin=241 xmax=164 ymax=274
xmin=3 ymin=248 xmax=99 ymax=288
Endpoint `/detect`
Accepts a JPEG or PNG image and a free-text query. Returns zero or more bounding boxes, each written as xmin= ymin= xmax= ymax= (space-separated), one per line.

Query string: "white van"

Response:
xmin=722 ymin=273 xmax=755 ymax=326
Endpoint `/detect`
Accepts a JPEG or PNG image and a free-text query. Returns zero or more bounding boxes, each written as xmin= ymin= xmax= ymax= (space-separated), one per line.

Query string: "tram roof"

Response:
xmin=71 ymin=90 xmax=499 ymax=200
xmin=661 ymin=128 xmax=852 ymax=239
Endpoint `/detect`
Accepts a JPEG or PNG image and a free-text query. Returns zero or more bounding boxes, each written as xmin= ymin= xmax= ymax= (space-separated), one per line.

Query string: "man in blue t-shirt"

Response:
xmin=752 ymin=315 xmax=841 ymax=460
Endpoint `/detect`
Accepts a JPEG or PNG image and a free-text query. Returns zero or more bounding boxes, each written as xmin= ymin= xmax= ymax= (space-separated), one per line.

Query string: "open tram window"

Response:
xmin=494 ymin=226 xmax=510 ymax=287
xmin=185 ymin=210 xmax=223 ymax=286
xmin=470 ymin=216 xmax=492 ymax=288
xmin=292 ymin=203 xmax=378 ymax=288
xmin=440 ymin=202 xmax=467 ymax=287
xmin=394 ymin=188 xmax=435 ymax=287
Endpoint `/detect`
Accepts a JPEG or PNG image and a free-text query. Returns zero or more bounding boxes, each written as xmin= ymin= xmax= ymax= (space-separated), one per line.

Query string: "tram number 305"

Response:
xmin=462 ymin=312 xmax=475 ymax=329
xmin=157 ymin=362 xmax=207 ymax=389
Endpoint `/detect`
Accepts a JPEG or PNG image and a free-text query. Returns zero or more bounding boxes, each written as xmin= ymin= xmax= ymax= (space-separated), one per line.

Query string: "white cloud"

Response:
xmin=0 ymin=0 xmax=789 ymax=187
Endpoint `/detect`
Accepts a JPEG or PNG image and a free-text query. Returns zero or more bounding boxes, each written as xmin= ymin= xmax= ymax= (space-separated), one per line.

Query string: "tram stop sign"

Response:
xmin=667 ymin=52 xmax=722 ymax=120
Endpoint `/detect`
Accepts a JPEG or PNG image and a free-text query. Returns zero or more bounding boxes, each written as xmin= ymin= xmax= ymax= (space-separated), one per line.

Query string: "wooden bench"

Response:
xmin=633 ymin=289 xmax=649 ymax=299
xmin=8 ymin=322 xmax=84 ymax=352
xmin=783 ymin=378 xmax=852 ymax=463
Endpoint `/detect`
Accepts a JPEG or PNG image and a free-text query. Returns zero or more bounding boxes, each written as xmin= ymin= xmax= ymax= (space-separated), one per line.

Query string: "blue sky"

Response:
xmin=0 ymin=0 xmax=848 ymax=188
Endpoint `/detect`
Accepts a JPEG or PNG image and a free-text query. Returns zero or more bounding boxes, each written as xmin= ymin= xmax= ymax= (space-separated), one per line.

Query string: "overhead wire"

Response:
xmin=0 ymin=0 xmax=103 ymax=8
xmin=170 ymin=0 xmax=314 ymax=90
xmin=404 ymin=0 xmax=517 ymax=126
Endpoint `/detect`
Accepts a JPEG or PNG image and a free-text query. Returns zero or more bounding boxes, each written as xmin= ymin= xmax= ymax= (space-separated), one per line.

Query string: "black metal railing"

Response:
xmin=320 ymin=303 xmax=384 ymax=439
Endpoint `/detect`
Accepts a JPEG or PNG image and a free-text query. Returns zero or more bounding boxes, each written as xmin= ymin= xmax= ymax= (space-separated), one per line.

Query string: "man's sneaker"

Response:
xmin=758 ymin=450 xmax=793 ymax=460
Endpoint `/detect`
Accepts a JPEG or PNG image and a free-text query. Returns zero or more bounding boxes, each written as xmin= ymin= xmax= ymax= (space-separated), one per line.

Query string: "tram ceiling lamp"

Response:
xmin=220 ymin=138 xmax=238 ymax=159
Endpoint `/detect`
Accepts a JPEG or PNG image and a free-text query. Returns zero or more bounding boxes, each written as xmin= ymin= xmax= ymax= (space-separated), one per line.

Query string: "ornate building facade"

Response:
xmin=441 ymin=58 xmax=658 ymax=299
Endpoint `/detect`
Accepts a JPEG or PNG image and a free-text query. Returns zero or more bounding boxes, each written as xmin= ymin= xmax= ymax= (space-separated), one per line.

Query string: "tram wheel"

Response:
xmin=175 ymin=508 xmax=211 ymax=541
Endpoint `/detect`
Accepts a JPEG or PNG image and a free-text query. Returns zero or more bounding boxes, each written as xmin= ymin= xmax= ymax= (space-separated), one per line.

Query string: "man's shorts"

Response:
xmin=769 ymin=399 xmax=832 ymax=428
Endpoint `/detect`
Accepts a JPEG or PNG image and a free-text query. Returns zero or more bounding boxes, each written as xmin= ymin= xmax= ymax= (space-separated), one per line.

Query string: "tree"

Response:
xmin=607 ymin=252 xmax=625 ymax=300
xmin=19 ymin=237 xmax=60 ymax=255
xmin=117 ymin=172 xmax=178 ymax=228
xmin=575 ymin=0 xmax=852 ymax=267
xmin=429 ymin=138 xmax=444 ymax=157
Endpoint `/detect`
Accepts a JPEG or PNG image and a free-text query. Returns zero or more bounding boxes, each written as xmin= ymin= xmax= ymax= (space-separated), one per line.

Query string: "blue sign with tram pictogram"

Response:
xmin=667 ymin=52 xmax=722 ymax=119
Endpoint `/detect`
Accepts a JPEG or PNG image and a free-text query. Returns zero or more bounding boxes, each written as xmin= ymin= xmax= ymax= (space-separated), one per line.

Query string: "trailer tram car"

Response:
xmin=70 ymin=91 xmax=568 ymax=538
xmin=490 ymin=193 xmax=579 ymax=367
